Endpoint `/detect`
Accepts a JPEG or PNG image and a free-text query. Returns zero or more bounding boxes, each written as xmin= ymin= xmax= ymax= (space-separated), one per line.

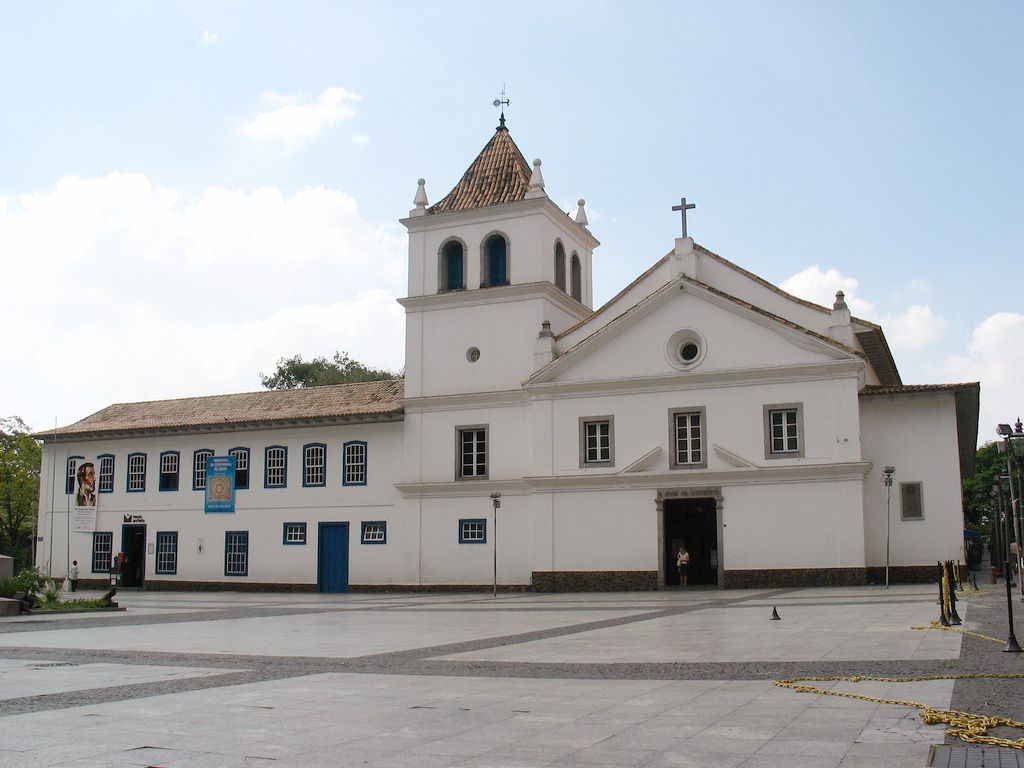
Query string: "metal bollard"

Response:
xmin=946 ymin=561 xmax=962 ymax=625
xmin=938 ymin=561 xmax=950 ymax=627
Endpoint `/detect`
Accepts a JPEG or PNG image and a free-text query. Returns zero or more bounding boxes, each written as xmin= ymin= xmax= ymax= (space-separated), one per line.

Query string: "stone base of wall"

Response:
xmin=349 ymin=584 xmax=531 ymax=593
xmin=864 ymin=566 xmax=940 ymax=585
xmin=723 ymin=568 xmax=869 ymax=588
xmin=532 ymin=571 xmax=658 ymax=592
xmin=142 ymin=580 xmax=316 ymax=592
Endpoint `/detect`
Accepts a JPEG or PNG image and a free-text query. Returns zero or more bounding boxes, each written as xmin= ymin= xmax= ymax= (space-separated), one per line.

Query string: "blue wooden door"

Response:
xmin=317 ymin=523 xmax=349 ymax=593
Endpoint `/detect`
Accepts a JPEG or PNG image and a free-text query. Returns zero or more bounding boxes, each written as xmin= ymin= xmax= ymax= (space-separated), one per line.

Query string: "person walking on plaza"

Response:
xmin=68 ymin=561 xmax=79 ymax=592
xmin=676 ymin=546 xmax=690 ymax=587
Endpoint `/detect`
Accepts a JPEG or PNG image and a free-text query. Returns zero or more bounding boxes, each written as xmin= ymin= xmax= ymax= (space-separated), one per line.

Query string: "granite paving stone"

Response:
xmin=0 ymin=581 xmax=1019 ymax=766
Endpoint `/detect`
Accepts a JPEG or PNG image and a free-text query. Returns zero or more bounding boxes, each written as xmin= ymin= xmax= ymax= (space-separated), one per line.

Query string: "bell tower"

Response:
xmin=399 ymin=121 xmax=599 ymax=399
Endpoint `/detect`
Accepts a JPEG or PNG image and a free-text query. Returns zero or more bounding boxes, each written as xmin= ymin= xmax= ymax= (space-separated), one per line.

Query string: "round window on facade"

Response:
xmin=665 ymin=329 xmax=706 ymax=370
xmin=466 ymin=347 xmax=481 ymax=363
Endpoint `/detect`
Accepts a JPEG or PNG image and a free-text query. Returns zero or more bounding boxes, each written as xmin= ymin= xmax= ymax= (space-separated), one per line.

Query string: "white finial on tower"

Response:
xmin=525 ymin=158 xmax=546 ymax=199
xmin=573 ymin=199 xmax=588 ymax=226
xmin=410 ymin=178 xmax=429 ymax=217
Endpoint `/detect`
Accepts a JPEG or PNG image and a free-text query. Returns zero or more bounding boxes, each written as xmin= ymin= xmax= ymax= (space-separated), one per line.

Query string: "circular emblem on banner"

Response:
xmin=208 ymin=476 xmax=232 ymax=502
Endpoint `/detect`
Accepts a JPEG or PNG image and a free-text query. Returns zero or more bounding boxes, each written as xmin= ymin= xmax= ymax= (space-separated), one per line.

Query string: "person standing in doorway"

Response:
xmin=676 ymin=545 xmax=690 ymax=587
xmin=69 ymin=561 xmax=79 ymax=592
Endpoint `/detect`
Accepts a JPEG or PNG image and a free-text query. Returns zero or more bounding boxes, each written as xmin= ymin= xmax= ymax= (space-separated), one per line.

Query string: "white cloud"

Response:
xmin=201 ymin=30 xmax=219 ymax=45
xmin=883 ymin=304 xmax=948 ymax=350
xmin=0 ymin=174 xmax=406 ymax=432
xmin=241 ymin=86 xmax=361 ymax=152
xmin=351 ymin=135 xmax=370 ymax=145
xmin=780 ymin=266 xmax=875 ymax=316
xmin=781 ymin=266 xmax=947 ymax=352
xmin=946 ymin=313 xmax=1024 ymax=440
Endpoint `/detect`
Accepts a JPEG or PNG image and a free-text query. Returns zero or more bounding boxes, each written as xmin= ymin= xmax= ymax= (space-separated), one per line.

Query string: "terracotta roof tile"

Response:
xmin=860 ymin=383 xmax=978 ymax=396
xmin=41 ymin=379 xmax=405 ymax=440
xmin=428 ymin=128 xmax=532 ymax=214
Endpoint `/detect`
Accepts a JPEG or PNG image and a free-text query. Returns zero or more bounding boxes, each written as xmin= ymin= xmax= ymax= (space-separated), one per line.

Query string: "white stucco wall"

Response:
xmin=859 ymin=392 xmax=965 ymax=567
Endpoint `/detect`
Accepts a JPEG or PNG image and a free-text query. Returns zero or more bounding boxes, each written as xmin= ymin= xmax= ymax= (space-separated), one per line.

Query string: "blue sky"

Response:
xmin=2 ymin=1 xmax=1021 ymax=441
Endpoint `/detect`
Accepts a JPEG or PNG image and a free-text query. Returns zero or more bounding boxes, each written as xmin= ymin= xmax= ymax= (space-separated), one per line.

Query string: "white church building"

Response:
xmin=36 ymin=122 xmax=979 ymax=592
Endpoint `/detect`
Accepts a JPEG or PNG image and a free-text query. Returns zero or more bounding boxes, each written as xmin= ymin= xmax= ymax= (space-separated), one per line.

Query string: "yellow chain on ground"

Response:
xmin=773 ymin=674 xmax=1024 ymax=750
xmin=911 ymin=620 xmax=1006 ymax=645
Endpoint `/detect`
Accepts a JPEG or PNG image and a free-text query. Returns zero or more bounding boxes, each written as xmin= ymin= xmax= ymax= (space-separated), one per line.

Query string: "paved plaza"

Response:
xmin=0 ymin=584 xmax=1020 ymax=767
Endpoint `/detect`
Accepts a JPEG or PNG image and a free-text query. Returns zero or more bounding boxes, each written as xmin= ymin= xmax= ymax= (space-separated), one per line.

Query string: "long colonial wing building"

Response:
xmin=36 ymin=123 xmax=979 ymax=591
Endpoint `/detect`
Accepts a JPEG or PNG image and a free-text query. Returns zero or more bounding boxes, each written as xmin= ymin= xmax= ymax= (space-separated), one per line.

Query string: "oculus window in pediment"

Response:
xmin=666 ymin=328 xmax=707 ymax=371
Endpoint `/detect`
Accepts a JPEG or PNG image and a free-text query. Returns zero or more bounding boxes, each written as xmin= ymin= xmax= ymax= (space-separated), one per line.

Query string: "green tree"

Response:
xmin=0 ymin=417 xmax=41 ymax=572
xmin=962 ymin=441 xmax=1004 ymax=530
xmin=260 ymin=351 xmax=399 ymax=390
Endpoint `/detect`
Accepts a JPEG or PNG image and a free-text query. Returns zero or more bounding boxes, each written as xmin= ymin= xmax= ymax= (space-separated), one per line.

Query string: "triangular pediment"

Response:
xmin=527 ymin=277 xmax=863 ymax=385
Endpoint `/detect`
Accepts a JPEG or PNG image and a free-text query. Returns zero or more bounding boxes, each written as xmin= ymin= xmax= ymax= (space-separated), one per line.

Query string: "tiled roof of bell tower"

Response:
xmin=428 ymin=125 xmax=532 ymax=214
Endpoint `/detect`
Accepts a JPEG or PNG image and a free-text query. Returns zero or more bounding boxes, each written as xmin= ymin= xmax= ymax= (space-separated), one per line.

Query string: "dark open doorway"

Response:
xmin=664 ymin=498 xmax=718 ymax=587
xmin=121 ymin=524 xmax=146 ymax=588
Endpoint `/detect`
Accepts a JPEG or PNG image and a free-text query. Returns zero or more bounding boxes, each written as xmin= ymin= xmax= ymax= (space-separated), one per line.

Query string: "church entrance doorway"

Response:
xmin=663 ymin=498 xmax=718 ymax=587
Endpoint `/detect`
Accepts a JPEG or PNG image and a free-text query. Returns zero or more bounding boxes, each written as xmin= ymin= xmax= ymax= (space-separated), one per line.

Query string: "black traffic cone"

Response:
xmin=770 ymin=606 xmax=781 ymax=621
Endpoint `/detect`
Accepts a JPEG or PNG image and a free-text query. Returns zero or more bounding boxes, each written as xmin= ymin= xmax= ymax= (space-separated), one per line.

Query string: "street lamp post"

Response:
xmin=998 ymin=420 xmax=1024 ymax=600
xmin=883 ymin=466 xmax=895 ymax=588
xmin=991 ymin=485 xmax=1004 ymax=578
xmin=995 ymin=425 xmax=1022 ymax=652
xmin=490 ymin=492 xmax=501 ymax=598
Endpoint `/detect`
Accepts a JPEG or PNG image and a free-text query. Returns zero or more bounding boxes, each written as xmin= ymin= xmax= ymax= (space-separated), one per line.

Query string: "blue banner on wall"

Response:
xmin=204 ymin=456 xmax=236 ymax=514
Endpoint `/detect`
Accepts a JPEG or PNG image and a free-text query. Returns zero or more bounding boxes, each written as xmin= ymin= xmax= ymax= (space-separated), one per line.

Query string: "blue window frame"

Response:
xmin=303 ymin=443 xmax=326 ymax=487
xmin=127 ymin=453 xmax=147 ymax=493
xmin=229 ymin=447 xmax=250 ymax=489
xmin=442 ymin=239 xmax=464 ymax=291
xmin=192 ymin=449 xmax=214 ymax=490
xmin=484 ymin=234 xmax=508 ymax=286
xmin=361 ymin=521 xmax=386 ymax=544
xmin=343 ymin=441 xmax=367 ymax=486
xmin=459 ymin=518 xmax=487 ymax=544
xmin=155 ymin=531 xmax=178 ymax=575
xmin=97 ymin=454 xmax=115 ymax=494
xmin=66 ymin=456 xmax=84 ymax=494
xmin=282 ymin=522 xmax=307 ymax=545
xmin=159 ymin=451 xmax=180 ymax=492
xmin=224 ymin=531 xmax=249 ymax=576
xmin=92 ymin=531 xmax=113 ymax=573
xmin=264 ymin=446 xmax=287 ymax=488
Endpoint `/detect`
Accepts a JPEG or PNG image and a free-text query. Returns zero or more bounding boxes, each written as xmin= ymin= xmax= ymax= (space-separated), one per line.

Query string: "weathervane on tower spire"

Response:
xmin=493 ymin=84 xmax=509 ymax=130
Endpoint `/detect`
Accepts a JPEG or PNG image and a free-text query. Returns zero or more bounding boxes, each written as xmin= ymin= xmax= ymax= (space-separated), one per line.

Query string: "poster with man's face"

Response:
xmin=72 ymin=459 xmax=98 ymax=533
xmin=76 ymin=462 xmax=96 ymax=507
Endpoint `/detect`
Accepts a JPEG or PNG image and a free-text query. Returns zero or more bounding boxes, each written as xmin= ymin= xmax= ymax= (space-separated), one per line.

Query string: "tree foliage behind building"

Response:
xmin=260 ymin=351 xmax=400 ymax=390
xmin=0 ymin=417 xmax=41 ymax=571
xmin=962 ymin=441 xmax=1004 ymax=530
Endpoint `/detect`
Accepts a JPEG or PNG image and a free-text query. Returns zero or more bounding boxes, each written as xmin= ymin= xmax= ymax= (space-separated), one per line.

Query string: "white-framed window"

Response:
xmin=901 ymin=482 xmax=924 ymax=520
xmin=66 ymin=456 xmax=83 ymax=494
xmin=457 ymin=426 xmax=488 ymax=480
xmin=764 ymin=403 xmax=804 ymax=459
xmin=193 ymin=449 xmax=213 ymax=490
xmin=343 ymin=441 xmax=367 ymax=486
xmin=283 ymin=522 xmax=307 ymax=545
xmin=670 ymin=408 xmax=706 ymax=469
xmin=361 ymin=521 xmax=386 ymax=544
xmin=97 ymin=455 xmax=114 ymax=494
xmin=459 ymin=518 xmax=486 ymax=543
xmin=92 ymin=531 xmax=113 ymax=573
xmin=224 ymin=531 xmax=249 ymax=576
xmin=127 ymin=453 xmax=147 ymax=492
xmin=303 ymin=443 xmax=326 ymax=487
xmin=264 ymin=446 xmax=287 ymax=488
xmin=159 ymin=451 xmax=179 ymax=492
xmin=155 ymin=531 xmax=178 ymax=574
xmin=580 ymin=416 xmax=614 ymax=467
xmin=230 ymin=447 xmax=249 ymax=489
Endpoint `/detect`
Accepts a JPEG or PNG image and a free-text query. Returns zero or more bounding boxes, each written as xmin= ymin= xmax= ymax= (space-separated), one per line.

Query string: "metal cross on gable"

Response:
xmin=672 ymin=197 xmax=696 ymax=238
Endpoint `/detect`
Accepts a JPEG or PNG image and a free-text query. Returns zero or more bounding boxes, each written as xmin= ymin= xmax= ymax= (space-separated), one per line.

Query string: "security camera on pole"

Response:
xmin=883 ymin=466 xmax=895 ymax=588
xmin=489 ymin=492 xmax=501 ymax=598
